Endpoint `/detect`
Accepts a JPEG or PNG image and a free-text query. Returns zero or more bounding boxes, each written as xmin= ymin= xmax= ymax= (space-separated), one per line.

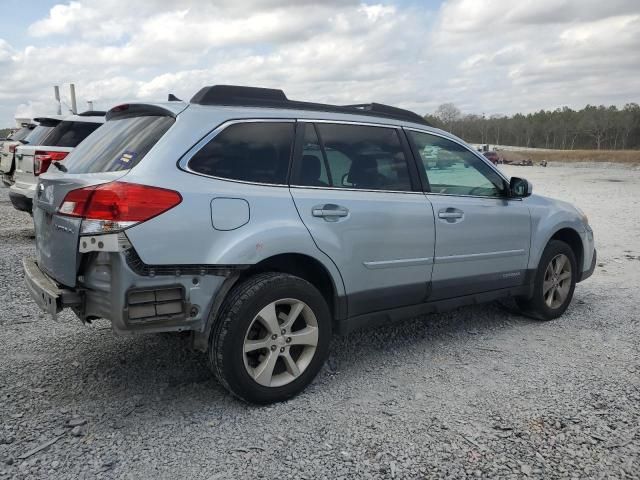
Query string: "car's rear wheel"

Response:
xmin=517 ymin=240 xmax=577 ymax=320
xmin=209 ymin=272 xmax=331 ymax=404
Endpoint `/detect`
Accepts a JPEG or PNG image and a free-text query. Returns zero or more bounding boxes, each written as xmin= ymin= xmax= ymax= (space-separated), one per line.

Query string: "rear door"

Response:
xmin=406 ymin=129 xmax=531 ymax=299
xmin=290 ymin=122 xmax=435 ymax=318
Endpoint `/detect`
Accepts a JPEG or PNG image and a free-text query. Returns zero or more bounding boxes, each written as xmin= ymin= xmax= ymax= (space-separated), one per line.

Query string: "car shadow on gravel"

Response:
xmin=24 ymin=301 xmax=535 ymax=411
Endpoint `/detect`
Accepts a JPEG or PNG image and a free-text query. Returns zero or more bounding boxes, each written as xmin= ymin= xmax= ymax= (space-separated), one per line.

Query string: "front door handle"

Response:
xmin=438 ymin=208 xmax=464 ymax=223
xmin=438 ymin=211 xmax=463 ymax=219
xmin=312 ymin=204 xmax=349 ymax=221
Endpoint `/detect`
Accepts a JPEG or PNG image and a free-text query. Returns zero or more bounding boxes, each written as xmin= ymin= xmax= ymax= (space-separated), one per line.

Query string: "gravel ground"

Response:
xmin=1 ymin=163 xmax=639 ymax=479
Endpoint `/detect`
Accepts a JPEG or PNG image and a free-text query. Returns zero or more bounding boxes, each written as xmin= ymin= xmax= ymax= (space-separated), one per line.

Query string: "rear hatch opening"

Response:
xmin=33 ymin=104 xmax=179 ymax=288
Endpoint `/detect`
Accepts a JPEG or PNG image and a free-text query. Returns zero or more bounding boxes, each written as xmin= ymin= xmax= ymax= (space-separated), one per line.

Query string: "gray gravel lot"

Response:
xmin=1 ymin=164 xmax=639 ymax=479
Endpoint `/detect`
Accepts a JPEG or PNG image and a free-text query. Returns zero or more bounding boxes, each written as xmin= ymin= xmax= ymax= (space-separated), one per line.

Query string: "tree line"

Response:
xmin=425 ymin=103 xmax=640 ymax=150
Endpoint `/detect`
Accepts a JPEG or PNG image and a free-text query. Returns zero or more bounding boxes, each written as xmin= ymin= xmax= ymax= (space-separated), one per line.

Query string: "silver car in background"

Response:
xmin=23 ymin=85 xmax=596 ymax=403
xmin=1 ymin=120 xmax=60 ymax=186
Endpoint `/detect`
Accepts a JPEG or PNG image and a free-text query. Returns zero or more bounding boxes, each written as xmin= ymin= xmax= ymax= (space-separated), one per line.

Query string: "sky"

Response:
xmin=0 ymin=0 xmax=639 ymax=126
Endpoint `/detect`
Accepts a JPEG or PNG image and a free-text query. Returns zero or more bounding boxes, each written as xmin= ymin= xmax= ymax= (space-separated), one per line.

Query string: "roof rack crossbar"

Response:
xmin=190 ymin=85 xmax=430 ymax=126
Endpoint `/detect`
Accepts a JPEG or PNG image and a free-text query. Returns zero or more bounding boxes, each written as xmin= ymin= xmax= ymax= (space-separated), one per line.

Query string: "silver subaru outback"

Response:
xmin=24 ymin=85 xmax=596 ymax=404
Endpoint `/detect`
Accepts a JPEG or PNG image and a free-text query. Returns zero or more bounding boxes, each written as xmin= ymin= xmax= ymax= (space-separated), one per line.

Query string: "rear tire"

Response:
xmin=516 ymin=240 xmax=577 ymax=320
xmin=209 ymin=272 xmax=331 ymax=404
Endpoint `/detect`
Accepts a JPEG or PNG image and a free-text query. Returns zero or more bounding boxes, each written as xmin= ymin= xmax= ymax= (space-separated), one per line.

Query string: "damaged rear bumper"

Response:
xmin=23 ymin=258 xmax=81 ymax=320
xmin=23 ymin=244 xmax=241 ymax=336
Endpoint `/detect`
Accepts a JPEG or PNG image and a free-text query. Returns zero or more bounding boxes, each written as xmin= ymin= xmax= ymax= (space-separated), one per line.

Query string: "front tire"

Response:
xmin=517 ymin=240 xmax=577 ymax=320
xmin=209 ymin=272 xmax=331 ymax=404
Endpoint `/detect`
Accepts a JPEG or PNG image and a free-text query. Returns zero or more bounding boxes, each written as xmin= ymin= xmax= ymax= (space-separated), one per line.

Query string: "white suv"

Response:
xmin=9 ymin=112 xmax=105 ymax=212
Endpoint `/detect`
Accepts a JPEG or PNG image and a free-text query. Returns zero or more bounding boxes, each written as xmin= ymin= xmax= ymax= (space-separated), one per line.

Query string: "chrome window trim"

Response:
xmin=178 ymin=118 xmax=296 ymax=187
xmin=300 ymin=118 xmax=403 ymax=129
xmin=178 ymin=117 xmax=515 ymax=197
xmin=289 ymin=184 xmax=424 ymax=195
xmin=426 ymin=192 xmax=522 ymax=201
xmin=403 ymin=127 xmax=514 ymax=197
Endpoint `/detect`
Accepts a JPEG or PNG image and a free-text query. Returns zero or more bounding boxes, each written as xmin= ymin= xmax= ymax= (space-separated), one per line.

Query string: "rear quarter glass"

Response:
xmin=62 ymin=116 xmax=175 ymax=174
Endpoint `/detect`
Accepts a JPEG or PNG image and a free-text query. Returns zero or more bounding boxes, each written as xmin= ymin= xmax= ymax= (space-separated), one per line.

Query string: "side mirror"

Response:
xmin=509 ymin=177 xmax=532 ymax=198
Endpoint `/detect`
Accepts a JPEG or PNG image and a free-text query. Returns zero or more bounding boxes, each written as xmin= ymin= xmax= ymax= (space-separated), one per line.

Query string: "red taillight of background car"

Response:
xmin=34 ymin=150 xmax=69 ymax=176
xmin=9 ymin=145 xmax=17 ymax=154
xmin=58 ymin=182 xmax=182 ymax=234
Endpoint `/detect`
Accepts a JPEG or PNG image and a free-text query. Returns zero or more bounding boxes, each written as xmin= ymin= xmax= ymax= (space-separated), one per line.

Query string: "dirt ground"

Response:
xmin=500 ymin=149 xmax=640 ymax=166
xmin=0 ymin=163 xmax=638 ymax=479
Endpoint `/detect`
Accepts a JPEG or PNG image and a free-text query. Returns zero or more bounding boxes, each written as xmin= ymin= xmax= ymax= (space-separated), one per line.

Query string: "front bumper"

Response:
xmin=578 ymin=248 xmax=597 ymax=282
xmin=23 ymin=258 xmax=81 ymax=320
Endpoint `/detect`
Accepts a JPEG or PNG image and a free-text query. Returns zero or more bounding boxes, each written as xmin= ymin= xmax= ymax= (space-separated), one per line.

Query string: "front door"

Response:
xmin=406 ymin=129 xmax=531 ymax=300
xmin=290 ymin=122 xmax=436 ymax=318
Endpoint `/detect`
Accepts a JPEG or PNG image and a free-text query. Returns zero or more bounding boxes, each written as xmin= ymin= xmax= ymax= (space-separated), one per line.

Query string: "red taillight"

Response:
xmin=58 ymin=182 xmax=182 ymax=234
xmin=34 ymin=150 xmax=69 ymax=176
xmin=9 ymin=145 xmax=16 ymax=154
xmin=58 ymin=186 xmax=95 ymax=217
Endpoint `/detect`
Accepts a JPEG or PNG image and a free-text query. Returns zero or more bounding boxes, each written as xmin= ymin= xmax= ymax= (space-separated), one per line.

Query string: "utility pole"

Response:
xmin=70 ymin=84 xmax=77 ymax=114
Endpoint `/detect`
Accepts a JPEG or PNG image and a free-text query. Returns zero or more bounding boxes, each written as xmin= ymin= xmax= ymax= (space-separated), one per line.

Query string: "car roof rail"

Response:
xmin=342 ymin=103 xmax=430 ymax=126
xmin=190 ymin=85 xmax=430 ymax=126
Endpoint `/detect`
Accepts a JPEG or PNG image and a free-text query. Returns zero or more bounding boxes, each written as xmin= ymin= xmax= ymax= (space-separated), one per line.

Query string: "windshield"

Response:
xmin=62 ymin=116 xmax=175 ymax=173
xmin=41 ymin=120 xmax=103 ymax=148
xmin=22 ymin=125 xmax=56 ymax=146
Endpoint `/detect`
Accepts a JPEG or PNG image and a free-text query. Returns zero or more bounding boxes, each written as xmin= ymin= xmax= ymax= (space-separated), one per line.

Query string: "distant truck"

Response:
xmin=482 ymin=151 xmax=500 ymax=165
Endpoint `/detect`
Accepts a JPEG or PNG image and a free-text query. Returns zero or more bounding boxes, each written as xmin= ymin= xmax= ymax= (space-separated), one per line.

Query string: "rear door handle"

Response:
xmin=312 ymin=204 xmax=349 ymax=220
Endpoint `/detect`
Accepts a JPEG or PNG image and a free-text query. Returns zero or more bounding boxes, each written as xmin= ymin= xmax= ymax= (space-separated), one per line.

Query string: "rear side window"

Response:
xmin=22 ymin=125 xmax=55 ymax=146
xmin=189 ymin=122 xmax=294 ymax=185
xmin=296 ymin=123 xmax=412 ymax=191
xmin=62 ymin=116 xmax=174 ymax=174
xmin=42 ymin=121 xmax=102 ymax=147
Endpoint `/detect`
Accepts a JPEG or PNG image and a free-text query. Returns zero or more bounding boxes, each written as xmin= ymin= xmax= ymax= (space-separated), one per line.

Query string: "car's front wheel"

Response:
xmin=208 ymin=272 xmax=331 ymax=404
xmin=517 ymin=240 xmax=577 ymax=320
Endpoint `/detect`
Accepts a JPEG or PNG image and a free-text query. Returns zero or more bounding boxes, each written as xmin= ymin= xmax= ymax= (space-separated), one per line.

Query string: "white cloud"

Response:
xmin=0 ymin=0 xmax=639 ymax=124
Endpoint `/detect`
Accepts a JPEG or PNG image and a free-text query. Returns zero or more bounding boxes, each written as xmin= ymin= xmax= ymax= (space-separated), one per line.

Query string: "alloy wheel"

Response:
xmin=543 ymin=253 xmax=572 ymax=309
xmin=243 ymin=298 xmax=319 ymax=387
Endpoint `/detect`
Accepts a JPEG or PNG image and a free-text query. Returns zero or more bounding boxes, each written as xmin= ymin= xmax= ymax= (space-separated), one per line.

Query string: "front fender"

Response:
xmin=526 ymin=195 xmax=592 ymax=272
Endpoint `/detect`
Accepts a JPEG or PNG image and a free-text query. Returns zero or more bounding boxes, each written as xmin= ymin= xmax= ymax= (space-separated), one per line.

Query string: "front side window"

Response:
xmin=296 ymin=123 xmax=411 ymax=191
xmin=189 ymin=122 xmax=294 ymax=185
xmin=409 ymin=131 xmax=506 ymax=197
